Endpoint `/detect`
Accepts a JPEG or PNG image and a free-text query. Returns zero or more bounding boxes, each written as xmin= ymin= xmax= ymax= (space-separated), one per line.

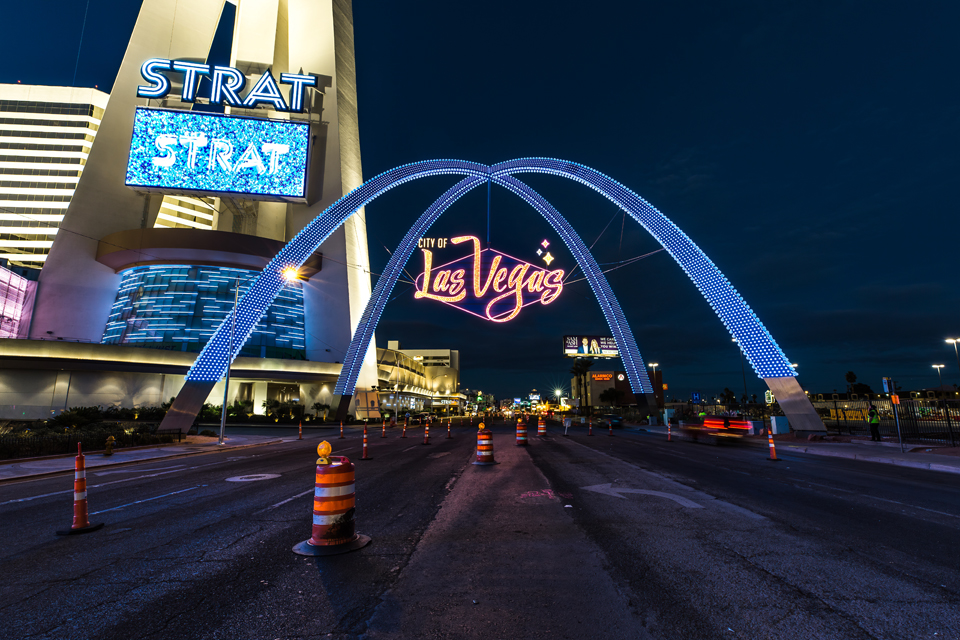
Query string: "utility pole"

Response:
xmin=219 ymin=278 xmax=240 ymax=446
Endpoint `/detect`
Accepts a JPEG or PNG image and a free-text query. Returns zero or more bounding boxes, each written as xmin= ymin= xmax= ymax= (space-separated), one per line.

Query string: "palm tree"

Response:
xmin=569 ymin=358 xmax=594 ymax=414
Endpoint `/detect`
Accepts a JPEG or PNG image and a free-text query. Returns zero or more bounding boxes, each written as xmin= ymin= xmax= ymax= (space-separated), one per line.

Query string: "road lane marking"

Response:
xmin=0 ymin=459 xmax=229 ymax=506
xmin=88 ymin=485 xmax=204 ymax=515
xmin=402 ymin=446 xmax=419 ymax=452
xmin=94 ymin=464 xmax=187 ymax=477
xmin=226 ymin=474 xmax=281 ymax=482
xmin=581 ymin=483 xmax=703 ymax=508
xmin=801 ymin=481 xmax=960 ymax=519
xmin=259 ymin=488 xmax=315 ymax=513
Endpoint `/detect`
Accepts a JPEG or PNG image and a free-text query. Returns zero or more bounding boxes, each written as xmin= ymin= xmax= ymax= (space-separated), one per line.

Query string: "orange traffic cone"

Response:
xmin=361 ymin=426 xmax=372 ymax=460
xmin=767 ymin=426 xmax=779 ymax=461
xmin=56 ymin=443 xmax=104 ymax=535
xmin=339 ymin=421 xmax=344 ymax=439
xmin=298 ymin=421 xmax=302 ymax=440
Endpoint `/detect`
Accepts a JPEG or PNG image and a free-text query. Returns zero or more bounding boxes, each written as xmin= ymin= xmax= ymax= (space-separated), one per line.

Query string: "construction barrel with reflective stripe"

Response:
xmin=293 ymin=456 xmax=371 ymax=555
xmin=473 ymin=425 xmax=498 ymax=465
xmin=516 ymin=419 xmax=528 ymax=446
xmin=537 ymin=416 xmax=546 ymax=436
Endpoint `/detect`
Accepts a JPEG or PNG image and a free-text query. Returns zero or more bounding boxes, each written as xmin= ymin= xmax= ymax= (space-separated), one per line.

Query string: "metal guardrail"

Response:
xmin=811 ymin=399 xmax=958 ymax=446
xmin=0 ymin=430 xmax=180 ymax=459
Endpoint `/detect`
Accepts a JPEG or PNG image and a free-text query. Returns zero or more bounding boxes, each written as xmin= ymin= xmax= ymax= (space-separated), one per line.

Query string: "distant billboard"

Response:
xmin=563 ymin=335 xmax=619 ymax=358
xmin=125 ymin=107 xmax=310 ymax=202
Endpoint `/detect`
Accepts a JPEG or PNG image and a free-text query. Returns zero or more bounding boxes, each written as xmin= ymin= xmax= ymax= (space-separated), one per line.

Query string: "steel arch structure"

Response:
xmin=159 ymin=158 xmax=823 ymax=434
xmin=333 ymin=173 xmax=653 ymax=401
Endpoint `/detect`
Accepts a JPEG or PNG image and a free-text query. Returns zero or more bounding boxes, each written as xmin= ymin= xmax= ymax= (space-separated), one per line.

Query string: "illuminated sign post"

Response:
xmin=415 ymin=236 xmax=564 ymax=322
xmin=125 ymin=107 xmax=310 ymax=201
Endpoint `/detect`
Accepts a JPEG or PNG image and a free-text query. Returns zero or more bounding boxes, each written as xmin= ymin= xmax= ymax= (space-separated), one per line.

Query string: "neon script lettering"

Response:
xmin=415 ymin=236 xmax=564 ymax=322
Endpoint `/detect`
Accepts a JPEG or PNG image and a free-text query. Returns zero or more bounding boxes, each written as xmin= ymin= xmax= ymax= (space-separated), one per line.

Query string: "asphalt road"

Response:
xmin=1 ymin=418 xmax=957 ymax=639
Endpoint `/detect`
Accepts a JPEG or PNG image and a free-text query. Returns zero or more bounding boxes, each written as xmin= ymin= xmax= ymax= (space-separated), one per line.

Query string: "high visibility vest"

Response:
xmin=868 ymin=410 xmax=880 ymax=424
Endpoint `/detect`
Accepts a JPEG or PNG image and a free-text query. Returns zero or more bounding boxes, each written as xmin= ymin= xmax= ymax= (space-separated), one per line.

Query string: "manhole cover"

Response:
xmin=226 ymin=474 xmax=281 ymax=482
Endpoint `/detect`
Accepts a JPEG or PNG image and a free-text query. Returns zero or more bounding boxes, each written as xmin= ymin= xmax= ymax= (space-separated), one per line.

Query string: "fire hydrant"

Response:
xmin=104 ymin=435 xmax=116 ymax=456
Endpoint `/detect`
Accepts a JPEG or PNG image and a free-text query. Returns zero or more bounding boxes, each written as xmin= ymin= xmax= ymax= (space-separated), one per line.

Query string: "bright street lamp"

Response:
xmin=933 ymin=364 xmax=945 ymax=396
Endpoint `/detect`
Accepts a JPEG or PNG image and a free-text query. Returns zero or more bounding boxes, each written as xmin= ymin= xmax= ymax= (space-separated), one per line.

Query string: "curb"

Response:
xmin=783 ymin=445 xmax=960 ymax=475
xmin=0 ymin=438 xmax=197 ymax=466
xmin=0 ymin=438 xmax=287 ymax=486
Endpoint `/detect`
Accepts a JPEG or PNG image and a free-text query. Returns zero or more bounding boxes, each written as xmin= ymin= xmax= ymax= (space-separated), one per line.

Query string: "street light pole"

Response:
xmin=219 ymin=277 xmax=240 ymax=446
xmin=946 ymin=339 xmax=960 ymax=381
xmin=733 ymin=339 xmax=747 ymax=405
xmin=933 ymin=364 xmax=945 ymax=398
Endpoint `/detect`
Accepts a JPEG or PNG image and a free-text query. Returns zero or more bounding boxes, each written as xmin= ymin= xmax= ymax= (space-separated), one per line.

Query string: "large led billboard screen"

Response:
xmin=125 ymin=107 xmax=310 ymax=201
xmin=563 ymin=335 xmax=619 ymax=358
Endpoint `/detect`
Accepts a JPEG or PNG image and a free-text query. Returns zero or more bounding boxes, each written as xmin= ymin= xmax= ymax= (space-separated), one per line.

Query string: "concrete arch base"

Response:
xmin=764 ymin=377 xmax=826 ymax=433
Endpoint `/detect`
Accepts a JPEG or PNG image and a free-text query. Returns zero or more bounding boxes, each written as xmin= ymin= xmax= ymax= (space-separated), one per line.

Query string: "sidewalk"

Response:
xmin=624 ymin=422 xmax=960 ymax=476
xmin=0 ymin=434 xmax=288 ymax=483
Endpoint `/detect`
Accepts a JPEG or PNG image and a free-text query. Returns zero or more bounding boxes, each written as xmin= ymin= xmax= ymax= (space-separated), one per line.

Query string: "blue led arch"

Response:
xmin=333 ymin=174 xmax=653 ymax=397
xmin=181 ymin=158 xmax=795 ymax=392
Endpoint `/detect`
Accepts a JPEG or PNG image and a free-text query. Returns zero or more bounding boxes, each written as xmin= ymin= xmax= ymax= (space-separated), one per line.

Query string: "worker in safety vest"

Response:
xmin=698 ymin=410 xmax=707 ymax=424
xmin=867 ymin=405 xmax=881 ymax=442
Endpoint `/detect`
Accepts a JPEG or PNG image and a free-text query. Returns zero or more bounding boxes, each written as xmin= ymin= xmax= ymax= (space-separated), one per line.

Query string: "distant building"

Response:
xmin=571 ymin=371 xmax=635 ymax=409
xmin=0 ymin=85 xmax=109 ymax=268
xmin=378 ymin=341 xmax=464 ymax=417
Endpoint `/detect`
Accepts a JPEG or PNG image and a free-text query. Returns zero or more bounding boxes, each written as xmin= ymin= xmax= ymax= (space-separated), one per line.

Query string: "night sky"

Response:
xmin=3 ymin=1 xmax=959 ymax=402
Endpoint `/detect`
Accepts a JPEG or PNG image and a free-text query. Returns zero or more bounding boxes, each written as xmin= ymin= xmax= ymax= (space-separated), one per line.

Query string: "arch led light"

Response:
xmin=182 ymin=158 xmax=795 ymax=398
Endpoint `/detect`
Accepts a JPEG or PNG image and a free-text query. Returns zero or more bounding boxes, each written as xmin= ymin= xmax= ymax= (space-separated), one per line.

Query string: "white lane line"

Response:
xmin=402 ymin=446 xmax=419 ymax=452
xmin=0 ymin=459 xmax=228 ymax=506
xmin=88 ymin=485 xmax=204 ymax=515
xmin=260 ymin=488 xmax=315 ymax=513
xmin=801 ymin=480 xmax=960 ymax=519
xmin=94 ymin=464 xmax=186 ymax=477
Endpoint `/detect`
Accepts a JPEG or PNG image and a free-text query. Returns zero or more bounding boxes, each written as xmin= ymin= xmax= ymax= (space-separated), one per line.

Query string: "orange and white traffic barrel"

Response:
xmin=516 ymin=418 xmax=528 ymax=446
xmin=293 ymin=442 xmax=371 ymax=556
xmin=56 ymin=443 xmax=103 ymax=535
xmin=473 ymin=424 xmax=498 ymax=465
xmin=537 ymin=416 xmax=546 ymax=436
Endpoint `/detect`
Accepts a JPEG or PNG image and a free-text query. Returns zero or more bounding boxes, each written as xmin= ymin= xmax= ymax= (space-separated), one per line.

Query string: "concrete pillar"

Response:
xmin=51 ymin=371 xmax=72 ymax=412
xmin=253 ymin=382 xmax=269 ymax=415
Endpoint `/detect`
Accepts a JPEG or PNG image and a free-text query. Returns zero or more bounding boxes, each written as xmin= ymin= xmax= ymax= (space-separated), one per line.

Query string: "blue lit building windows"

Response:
xmin=102 ymin=265 xmax=305 ymax=359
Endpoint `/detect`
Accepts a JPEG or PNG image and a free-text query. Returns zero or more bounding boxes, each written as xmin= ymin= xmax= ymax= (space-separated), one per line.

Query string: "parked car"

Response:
xmin=597 ymin=414 xmax=624 ymax=428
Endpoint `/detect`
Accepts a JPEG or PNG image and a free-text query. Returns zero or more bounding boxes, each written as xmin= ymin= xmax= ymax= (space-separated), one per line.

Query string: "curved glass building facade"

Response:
xmin=101 ymin=265 xmax=305 ymax=359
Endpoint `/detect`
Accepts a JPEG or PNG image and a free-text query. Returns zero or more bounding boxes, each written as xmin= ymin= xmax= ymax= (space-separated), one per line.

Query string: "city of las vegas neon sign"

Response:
xmin=415 ymin=236 xmax=564 ymax=322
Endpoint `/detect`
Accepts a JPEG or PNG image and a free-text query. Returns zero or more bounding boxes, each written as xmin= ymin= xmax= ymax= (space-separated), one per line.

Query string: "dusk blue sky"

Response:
xmin=3 ymin=1 xmax=958 ymax=402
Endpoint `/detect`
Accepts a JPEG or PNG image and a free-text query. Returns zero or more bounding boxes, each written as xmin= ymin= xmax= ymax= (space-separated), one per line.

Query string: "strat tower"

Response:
xmin=0 ymin=0 xmax=379 ymax=417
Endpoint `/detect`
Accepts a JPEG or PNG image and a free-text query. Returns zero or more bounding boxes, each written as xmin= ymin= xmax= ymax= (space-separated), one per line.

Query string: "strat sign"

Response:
xmin=415 ymin=236 xmax=564 ymax=322
xmin=125 ymin=107 xmax=310 ymax=201
xmin=137 ymin=59 xmax=318 ymax=112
